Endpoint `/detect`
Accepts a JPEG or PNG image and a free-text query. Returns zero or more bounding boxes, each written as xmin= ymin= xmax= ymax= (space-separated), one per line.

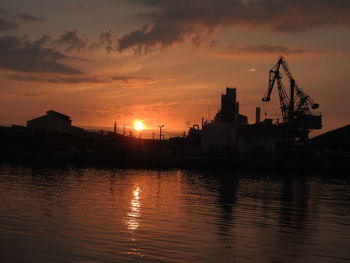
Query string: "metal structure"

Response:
xmin=262 ymin=56 xmax=322 ymax=140
xmin=158 ymin=125 xmax=164 ymax=140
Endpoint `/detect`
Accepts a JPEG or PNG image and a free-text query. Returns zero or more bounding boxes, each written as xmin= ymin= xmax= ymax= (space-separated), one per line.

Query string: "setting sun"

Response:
xmin=134 ymin=121 xmax=145 ymax=131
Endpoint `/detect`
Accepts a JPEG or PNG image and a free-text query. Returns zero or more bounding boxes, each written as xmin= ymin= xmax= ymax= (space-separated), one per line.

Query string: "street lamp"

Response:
xmin=158 ymin=125 xmax=164 ymax=140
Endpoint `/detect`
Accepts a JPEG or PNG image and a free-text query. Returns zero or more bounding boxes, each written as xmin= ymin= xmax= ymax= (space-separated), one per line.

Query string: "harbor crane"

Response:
xmin=262 ymin=56 xmax=322 ymax=141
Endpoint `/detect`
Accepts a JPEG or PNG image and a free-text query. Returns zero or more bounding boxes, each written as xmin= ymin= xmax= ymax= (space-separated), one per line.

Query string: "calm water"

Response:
xmin=0 ymin=166 xmax=349 ymax=263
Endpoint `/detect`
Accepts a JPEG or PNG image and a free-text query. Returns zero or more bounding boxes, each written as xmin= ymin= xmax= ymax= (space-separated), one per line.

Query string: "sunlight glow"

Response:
xmin=134 ymin=121 xmax=144 ymax=131
xmin=124 ymin=186 xmax=141 ymax=231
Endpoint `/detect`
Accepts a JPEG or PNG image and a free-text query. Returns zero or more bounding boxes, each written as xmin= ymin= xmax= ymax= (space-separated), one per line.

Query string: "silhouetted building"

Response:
xmin=202 ymin=87 xmax=247 ymax=152
xmin=183 ymin=124 xmax=201 ymax=148
xmin=218 ymin=88 xmax=237 ymax=123
xmin=238 ymin=121 xmax=284 ymax=154
xmin=213 ymin=87 xmax=248 ymax=125
xmin=201 ymin=122 xmax=238 ymax=152
xmin=308 ymin=124 xmax=350 ymax=152
xmin=202 ymin=87 xmax=284 ymax=154
xmin=27 ymin=110 xmax=83 ymax=134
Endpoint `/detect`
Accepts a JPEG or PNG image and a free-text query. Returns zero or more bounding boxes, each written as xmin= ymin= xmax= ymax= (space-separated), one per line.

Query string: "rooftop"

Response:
xmin=46 ymin=110 xmax=71 ymax=120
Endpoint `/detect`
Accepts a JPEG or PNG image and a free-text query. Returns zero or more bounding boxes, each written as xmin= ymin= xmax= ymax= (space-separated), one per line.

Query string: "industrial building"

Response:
xmin=201 ymin=87 xmax=251 ymax=153
xmin=201 ymin=87 xmax=283 ymax=154
xmin=237 ymin=120 xmax=284 ymax=154
xmin=200 ymin=85 xmax=316 ymax=155
xmin=27 ymin=110 xmax=84 ymax=134
xmin=307 ymin=125 xmax=350 ymax=152
xmin=201 ymin=57 xmax=322 ymax=155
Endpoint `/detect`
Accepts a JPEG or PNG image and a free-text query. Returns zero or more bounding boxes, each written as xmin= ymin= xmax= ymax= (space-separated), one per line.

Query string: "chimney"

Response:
xmin=255 ymin=107 xmax=261 ymax=124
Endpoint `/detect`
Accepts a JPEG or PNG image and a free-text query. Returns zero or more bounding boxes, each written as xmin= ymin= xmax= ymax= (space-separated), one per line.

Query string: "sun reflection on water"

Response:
xmin=125 ymin=186 xmax=141 ymax=231
xmin=122 ymin=186 xmax=144 ymax=258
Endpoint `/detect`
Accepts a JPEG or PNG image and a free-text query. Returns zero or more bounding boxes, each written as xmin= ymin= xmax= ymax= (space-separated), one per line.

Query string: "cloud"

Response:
xmin=0 ymin=18 xmax=18 ymax=31
xmin=7 ymin=74 xmax=105 ymax=84
xmin=0 ymin=35 xmax=82 ymax=74
xmin=55 ymin=29 xmax=88 ymax=52
xmin=118 ymin=23 xmax=194 ymax=52
xmin=230 ymin=44 xmax=320 ymax=55
xmin=99 ymin=30 xmax=118 ymax=53
xmin=235 ymin=44 xmax=311 ymax=54
xmin=210 ymin=44 xmax=325 ymax=57
xmin=118 ymin=0 xmax=350 ymax=51
xmin=6 ymin=73 xmax=156 ymax=87
xmin=55 ymin=29 xmax=118 ymax=53
xmin=16 ymin=12 xmax=47 ymax=22
xmin=111 ymin=76 xmax=156 ymax=88
xmin=0 ymin=27 xmax=116 ymax=56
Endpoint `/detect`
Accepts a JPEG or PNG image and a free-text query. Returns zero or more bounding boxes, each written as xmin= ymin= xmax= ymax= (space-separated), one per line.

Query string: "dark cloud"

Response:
xmin=111 ymin=76 xmax=155 ymax=87
xmin=118 ymin=0 xmax=350 ymax=51
xmin=0 ymin=35 xmax=82 ymax=74
xmin=230 ymin=44 xmax=316 ymax=55
xmin=55 ymin=29 xmax=88 ymax=52
xmin=118 ymin=23 xmax=193 ymax=52
xmin=210 ymin=43 xmax=325 ymax=57
xmin=16 ymin=12 xmax=47 ymax=22
xmin=54 ymin=29 xmax=118 ymax=53
xmin=7 ymin=73 xmax=155 ymax=86
xmin=0 ymin=18 xmax=18 ymax=31
xmin=7 ymin=74 xmax=104 ymax=84
xmin=62 ymin=30 xmax=118 ymax=53
xmin=99 ymin=30 xmax=118 ymax=53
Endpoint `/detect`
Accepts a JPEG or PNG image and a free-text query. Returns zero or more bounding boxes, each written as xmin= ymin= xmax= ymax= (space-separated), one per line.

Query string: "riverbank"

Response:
xmin=1 ymin=152 xmax=349 ymax=174
xmin=1 ymin=125 xmax=349 ymax=174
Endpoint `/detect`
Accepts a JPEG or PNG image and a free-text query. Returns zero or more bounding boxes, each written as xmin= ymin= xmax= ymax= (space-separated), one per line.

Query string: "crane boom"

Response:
xmin=262 ymin=57 xmax=291 ymax=123
xmin=262 ymin=56 xmax=322 ymax=139
xmin=262 ymin=57 xmax=283 ymax=103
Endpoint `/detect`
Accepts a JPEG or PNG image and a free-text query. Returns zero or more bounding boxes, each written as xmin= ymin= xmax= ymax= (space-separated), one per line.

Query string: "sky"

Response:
xmin=0 ymin=0 xmax=349 ymax=137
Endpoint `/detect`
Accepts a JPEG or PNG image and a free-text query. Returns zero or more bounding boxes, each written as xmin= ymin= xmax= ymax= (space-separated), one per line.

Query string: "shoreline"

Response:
xmin=1 ymin=154 xmax=349 ymax=174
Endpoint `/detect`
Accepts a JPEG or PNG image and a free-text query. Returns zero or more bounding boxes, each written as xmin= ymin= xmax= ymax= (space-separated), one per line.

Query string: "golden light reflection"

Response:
xmin=134 ymin=121 xmax=144 ymax=131
xmin=125 ymin=186 xmax=141 ymax=231
xmin=121 ymin=185 xmax=145 ymax=258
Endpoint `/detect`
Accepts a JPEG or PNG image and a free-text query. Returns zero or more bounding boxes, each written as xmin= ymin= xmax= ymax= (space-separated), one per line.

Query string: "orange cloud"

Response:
xmin=6 ymin=73 xmax=156 ymax=88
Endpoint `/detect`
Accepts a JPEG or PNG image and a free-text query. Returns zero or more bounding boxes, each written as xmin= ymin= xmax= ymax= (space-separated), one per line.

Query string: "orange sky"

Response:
xmin=0 ymin=0 xmax=349 ymax=137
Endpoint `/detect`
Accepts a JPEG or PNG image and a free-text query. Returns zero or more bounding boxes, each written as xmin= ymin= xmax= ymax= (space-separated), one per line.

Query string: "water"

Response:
xmin=0 ymin=166 xmax=349 ymax=263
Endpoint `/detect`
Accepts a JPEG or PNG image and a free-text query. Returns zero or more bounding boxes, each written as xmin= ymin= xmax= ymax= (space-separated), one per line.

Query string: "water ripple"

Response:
xmin=0 ymin=166 xmax=349 ymax=262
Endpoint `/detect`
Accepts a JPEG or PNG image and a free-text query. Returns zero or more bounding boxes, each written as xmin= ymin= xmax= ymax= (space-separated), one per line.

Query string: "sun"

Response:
xmin=134 ymin=121 xmax=144 ymax=131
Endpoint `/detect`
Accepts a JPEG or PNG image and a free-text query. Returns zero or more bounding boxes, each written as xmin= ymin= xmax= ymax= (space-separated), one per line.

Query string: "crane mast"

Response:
xmin=262 ymin=56 xmax=322 ymax=141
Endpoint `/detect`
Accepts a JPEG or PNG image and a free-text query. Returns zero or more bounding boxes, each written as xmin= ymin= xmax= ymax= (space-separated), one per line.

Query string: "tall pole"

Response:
xmin=289 ymin=79 xmax=295 ymax=126
xmin=158 ymin=125 xmax=164 ymax=140
xmin=114 ymin=121 xmax=117 ymax=134
xmin=123 ymin=124 xmax=126 ymax=136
